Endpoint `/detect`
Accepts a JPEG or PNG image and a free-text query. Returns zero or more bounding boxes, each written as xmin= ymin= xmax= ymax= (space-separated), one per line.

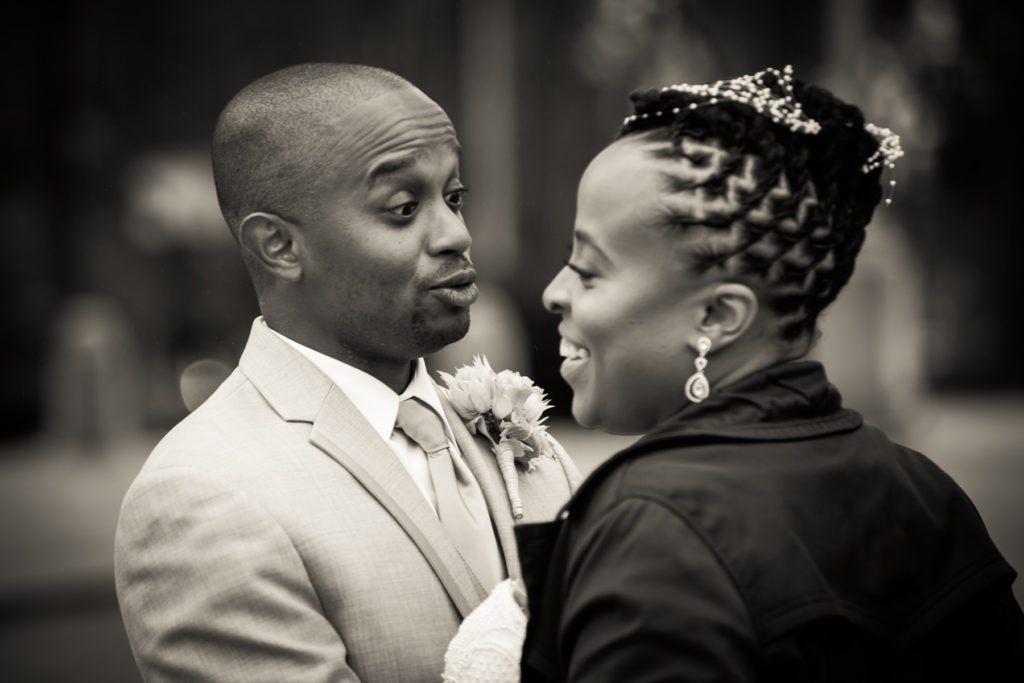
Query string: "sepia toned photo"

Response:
xmin=3 ymin=1 xmax=1022 ymax=680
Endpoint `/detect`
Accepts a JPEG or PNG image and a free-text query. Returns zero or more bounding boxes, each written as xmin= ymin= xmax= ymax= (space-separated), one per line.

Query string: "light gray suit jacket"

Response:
xmin=114 ymin=320 xmax=581 ymax=682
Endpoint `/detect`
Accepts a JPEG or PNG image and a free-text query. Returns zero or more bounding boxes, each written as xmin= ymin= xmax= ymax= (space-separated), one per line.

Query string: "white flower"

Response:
xmin=438 ymin=356 xmax=496 ymax=422
xmin=521 ymin=391 xmax=548 ymax=424
xmin=437 ymin=355 xmax=555 ymax=519
xmin=491 ymin=391 xmax=515 ymax=421
xmin=495 ymin=368 xmax=535 ymax=393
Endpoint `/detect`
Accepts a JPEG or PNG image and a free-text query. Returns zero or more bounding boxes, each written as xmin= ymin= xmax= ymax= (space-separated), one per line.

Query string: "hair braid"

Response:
xmin=619 ymin=80 xmax=884 ymax=340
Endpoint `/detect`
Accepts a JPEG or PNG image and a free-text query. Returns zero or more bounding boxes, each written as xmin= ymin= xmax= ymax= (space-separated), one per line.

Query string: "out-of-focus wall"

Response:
xmin=4 ymin=0 xmax=1023 ymax=434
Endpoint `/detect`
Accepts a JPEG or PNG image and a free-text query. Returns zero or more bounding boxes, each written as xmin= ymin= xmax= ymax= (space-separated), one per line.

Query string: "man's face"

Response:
xmin=296 ymin=87 xmax=475 ymax=365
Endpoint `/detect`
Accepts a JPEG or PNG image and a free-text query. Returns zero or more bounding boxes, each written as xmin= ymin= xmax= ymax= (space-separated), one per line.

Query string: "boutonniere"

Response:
xmin=438 ymin=355 xmax=554 ymax=520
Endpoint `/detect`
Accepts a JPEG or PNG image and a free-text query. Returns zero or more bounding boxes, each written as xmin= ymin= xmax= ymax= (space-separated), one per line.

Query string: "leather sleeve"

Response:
xmin=559 ymin=496 xmax=759 ymax=683
xmin=981 ymin=585 xmax=1024 ymax=679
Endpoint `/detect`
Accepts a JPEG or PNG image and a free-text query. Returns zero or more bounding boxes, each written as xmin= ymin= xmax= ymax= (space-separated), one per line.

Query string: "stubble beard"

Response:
xmin=411 ymin=302 xmax=471 ymax=355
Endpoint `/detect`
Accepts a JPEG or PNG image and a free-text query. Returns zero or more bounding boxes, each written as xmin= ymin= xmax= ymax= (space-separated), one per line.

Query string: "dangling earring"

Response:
xmin=685 ymin=336 xmax=712 ymax=403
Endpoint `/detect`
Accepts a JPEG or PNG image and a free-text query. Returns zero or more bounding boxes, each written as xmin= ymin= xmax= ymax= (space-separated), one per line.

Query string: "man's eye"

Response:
xmin=446 ymin=187 xmax=468 ymax=210
xmin=388 ymin=201 xmax=419 ymax=217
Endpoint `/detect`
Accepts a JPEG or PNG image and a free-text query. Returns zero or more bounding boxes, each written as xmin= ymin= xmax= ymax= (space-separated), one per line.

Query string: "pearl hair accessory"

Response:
xmin=862 ymin=122 xmax=905 ymax=206
xmin=621 ymin=65 xmax=906 ymax=183
xmin=862 ymin=124 xmax=904 ymax=205
xmin=862 ymin=123 xmax=904 ymax=173
xmin=623 ymin=65 xmax=821 ymax=136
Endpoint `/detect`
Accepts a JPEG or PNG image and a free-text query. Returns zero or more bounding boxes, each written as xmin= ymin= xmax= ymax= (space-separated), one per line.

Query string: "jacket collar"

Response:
xmin=237 ymin=318 xmax=489 ymax=616
xmin=567 ymin=362 xmax=862 ymax=504
xmin=440 ymin=396 xmax=523 ymax=584
xmin=238 ymin=318 xmax=333 ymax=423
xmin=638 ymin=360 xmax=861 ymax=447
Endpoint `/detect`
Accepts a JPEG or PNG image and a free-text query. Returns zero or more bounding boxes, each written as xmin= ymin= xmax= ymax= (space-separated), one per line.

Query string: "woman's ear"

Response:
xmin=695 ymin=283 xmax=759 ymax=350
xmin=237 ymin=212 xmax=303 ymax=283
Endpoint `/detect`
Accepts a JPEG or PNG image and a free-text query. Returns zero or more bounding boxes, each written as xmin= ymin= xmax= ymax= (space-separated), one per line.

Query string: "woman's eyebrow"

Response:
xmin=574 ymin=228 xmax=612 ymax=265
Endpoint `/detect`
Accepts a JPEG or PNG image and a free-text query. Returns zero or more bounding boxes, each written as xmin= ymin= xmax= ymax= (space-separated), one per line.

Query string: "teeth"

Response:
xmin=559 ymin=338 xmax=591 ymax=360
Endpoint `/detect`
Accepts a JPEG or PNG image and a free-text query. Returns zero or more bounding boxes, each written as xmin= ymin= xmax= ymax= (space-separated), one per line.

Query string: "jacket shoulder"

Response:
xmin=139 ymin=368 xmax=291 ymax=471
xmin=570 ymin=431 xmax=1017 ymax=649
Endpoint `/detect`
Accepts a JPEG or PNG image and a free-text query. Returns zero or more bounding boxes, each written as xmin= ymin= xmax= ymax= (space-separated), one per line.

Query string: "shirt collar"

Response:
xmin=263 ymin=319 xmax=450 ymax=442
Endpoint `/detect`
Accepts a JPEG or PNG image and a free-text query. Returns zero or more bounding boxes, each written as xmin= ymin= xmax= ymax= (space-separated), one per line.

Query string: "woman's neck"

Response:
xmin=707 ymin=335 xmax=807 ymax=394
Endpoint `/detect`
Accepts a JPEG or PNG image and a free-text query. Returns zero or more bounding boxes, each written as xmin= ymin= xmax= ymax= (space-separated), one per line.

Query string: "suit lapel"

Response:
xmin=238 ymin=320 xmax=486 ymax=618
xmin=309 ymin=385 xmax=486 ymax=617
xmin=439 ymin=396 xmax=523 ymax=584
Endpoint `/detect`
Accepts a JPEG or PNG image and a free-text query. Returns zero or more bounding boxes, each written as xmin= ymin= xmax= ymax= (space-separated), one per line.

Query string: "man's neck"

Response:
xmin=263 ymin=316 xmax=415 ymax=394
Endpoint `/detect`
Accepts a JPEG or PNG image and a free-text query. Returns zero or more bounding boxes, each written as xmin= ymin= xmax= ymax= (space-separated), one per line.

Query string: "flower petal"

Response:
xmin=492 ymin=392 xmax=514 ymax=420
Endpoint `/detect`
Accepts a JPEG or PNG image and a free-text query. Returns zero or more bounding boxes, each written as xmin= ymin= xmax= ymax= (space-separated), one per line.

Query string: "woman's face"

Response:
xmin=543 ymin=137 xmax=712 ymax=434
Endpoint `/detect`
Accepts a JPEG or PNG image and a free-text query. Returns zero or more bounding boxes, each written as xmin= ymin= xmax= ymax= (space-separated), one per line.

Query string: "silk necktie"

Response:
xmin=395 ymin=397 xmax=505 ymax=591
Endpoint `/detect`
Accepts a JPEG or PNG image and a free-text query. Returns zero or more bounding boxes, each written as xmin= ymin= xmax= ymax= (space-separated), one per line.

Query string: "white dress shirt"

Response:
xmin=264 ymin=320 xmax=459 ymax=514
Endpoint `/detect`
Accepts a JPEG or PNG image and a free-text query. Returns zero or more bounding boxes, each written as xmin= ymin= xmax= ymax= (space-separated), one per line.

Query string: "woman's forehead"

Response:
xmin=578 ymin=138 xmax=690 ymax=225
xmin=584 ymin=135 xmax=762 ymax=228
xmin=574 ymin=143 xmax=674 ymax=261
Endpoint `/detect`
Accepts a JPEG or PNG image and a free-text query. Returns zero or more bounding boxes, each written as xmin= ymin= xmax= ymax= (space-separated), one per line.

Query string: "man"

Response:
xmin=115 ymin=63 xmax=580 ymax=682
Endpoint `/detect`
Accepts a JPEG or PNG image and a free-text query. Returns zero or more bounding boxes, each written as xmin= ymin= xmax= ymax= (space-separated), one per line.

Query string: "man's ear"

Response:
xmin=694 ymin=282 xmax=759 ymax=350
xmin=237 ymin=212 xmax=303 ymax=283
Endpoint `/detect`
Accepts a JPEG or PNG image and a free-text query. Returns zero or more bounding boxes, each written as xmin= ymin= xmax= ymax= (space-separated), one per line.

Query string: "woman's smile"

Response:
xmin=542 ymin=138 xmax=708 ymax=433
xmin=558 ymin=335 xmax=591 ymax=384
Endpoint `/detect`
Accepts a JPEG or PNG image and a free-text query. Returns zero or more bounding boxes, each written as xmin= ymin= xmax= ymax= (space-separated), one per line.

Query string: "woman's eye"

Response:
xmin=388 ymin=201 xmax=419 ymax=217
xmin=564 ymin=260 xmax=595 ymax=282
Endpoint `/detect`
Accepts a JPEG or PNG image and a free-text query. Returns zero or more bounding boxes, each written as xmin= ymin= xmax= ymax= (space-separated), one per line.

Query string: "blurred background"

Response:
xmin=2 ymin=0 xmax=1022 ymax=679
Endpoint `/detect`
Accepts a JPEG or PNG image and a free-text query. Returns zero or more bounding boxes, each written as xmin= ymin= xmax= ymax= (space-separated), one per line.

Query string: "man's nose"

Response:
xmin=428 ymin=203 xmax=472 ymax=255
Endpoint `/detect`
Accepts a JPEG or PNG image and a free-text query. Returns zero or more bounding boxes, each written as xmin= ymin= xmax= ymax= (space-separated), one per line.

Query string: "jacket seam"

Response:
xmin=571 ymin=492 xmax=763 ymax=644
xmin=758 ymin=552 xmax=1011 ymax=628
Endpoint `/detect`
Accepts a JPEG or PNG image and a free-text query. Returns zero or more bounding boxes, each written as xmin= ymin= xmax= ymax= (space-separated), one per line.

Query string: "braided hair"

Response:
xmin=618 ymin=74 xmax=884 ymax=341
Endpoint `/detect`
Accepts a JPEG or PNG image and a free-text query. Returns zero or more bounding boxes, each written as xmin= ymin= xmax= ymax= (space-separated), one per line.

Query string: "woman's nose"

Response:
xmin=542 ymin=267 xmax=571 ymax=315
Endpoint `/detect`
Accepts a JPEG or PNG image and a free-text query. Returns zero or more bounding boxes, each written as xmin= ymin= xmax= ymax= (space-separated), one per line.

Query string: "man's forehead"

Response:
xmin=325 ymin=87 xmax=459 ymax=177
xmin=367 ymin=141 xmax=460 ymax=186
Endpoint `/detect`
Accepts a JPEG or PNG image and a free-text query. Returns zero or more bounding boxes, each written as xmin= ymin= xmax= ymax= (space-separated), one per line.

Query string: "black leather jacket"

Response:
xmin=518 ymin=361 xmax=1024 ymax=682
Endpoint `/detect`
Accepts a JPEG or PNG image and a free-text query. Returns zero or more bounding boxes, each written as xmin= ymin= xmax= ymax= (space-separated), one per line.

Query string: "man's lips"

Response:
xmin=429 ymin=269 xmax=478 ymax=308
xmin=430 ymin=269 xmax=477 ymax=289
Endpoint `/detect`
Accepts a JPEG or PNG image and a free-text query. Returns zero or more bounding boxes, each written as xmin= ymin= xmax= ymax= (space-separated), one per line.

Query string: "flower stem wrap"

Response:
xmin=438 ymin=355 xmax=553 ymax=520
xmin=495 ymin=442 xmax=523 ymax=520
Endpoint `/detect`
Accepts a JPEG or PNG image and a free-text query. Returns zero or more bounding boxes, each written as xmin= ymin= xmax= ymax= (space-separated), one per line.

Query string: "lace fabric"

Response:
xmin=443 ymin=579 xmax=527 ymax=683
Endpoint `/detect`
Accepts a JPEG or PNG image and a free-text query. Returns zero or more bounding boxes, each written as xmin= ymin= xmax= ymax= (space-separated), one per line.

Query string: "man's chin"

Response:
xmin=411 ymin=310 xmax=470 ymax=355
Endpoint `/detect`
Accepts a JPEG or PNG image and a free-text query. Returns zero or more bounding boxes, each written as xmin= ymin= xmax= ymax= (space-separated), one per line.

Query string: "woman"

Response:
xmin=444 ymin=67 xmax=1024 ymax=682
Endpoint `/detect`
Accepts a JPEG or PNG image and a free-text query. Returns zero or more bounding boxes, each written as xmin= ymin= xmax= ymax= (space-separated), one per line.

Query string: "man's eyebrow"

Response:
xmin=367 ymin=154 xmax=419 ymax=185
xmin=366 ymin=139 xmax=461 ymax=186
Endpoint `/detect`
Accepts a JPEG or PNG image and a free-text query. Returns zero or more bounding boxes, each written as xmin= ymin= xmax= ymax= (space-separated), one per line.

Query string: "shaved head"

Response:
xmin=211 ymin=63 xmax=413 ymax=233
xmin=208 ymin=62 xmax=472 ymax=390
